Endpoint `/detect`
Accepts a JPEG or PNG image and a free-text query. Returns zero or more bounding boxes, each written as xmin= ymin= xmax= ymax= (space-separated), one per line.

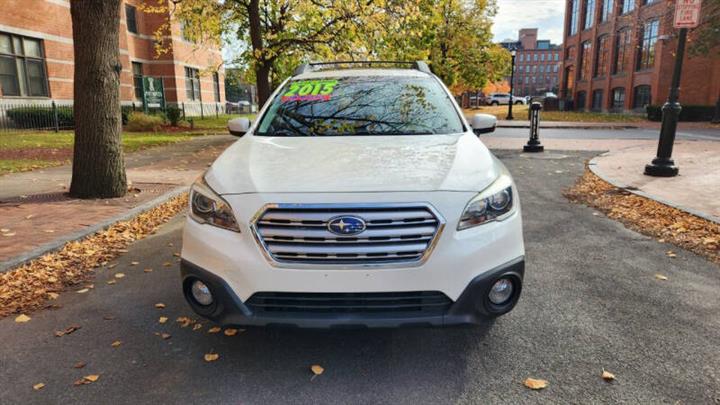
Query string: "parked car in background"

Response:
xmin=487 ymin=93 xmax=526 ymax=106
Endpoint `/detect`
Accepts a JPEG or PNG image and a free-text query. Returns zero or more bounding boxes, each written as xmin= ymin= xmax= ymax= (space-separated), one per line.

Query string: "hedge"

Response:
xmin=6 ymin=106 xmax=74 ymax=129
xmin=6 ymin=105 xmax=139 ymax=129
xmin=646 ymin=104 xmax=716 ymax=122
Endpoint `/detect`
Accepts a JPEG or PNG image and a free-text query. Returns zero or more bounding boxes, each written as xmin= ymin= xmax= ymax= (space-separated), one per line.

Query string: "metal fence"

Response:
xmin=0 ymin=101 xmax=254 ymax=133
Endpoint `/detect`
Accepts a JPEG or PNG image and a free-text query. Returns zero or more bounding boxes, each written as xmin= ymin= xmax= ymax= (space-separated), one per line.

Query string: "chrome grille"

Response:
xmin=251 ymin=204 xmax=444 ymax=266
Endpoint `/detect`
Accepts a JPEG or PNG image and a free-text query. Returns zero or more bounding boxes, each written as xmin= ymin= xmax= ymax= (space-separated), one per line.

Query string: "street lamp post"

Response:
xmin=506 ymin=49 xmax=517 ymax=120
xmin=644 ymin=28 xmax=688 ymax=177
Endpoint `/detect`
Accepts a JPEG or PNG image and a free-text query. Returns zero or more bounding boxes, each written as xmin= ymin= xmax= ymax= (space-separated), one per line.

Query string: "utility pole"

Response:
xmin=506 ymin=49 xmax=517 ymax=120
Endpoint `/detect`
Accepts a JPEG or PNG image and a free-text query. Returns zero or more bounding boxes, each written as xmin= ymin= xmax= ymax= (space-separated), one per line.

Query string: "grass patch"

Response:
xmin=0 ymin=129 xmax=213 ymax=175
xmin=465 ymin=105 xmax=646 ymax=123
xmin=190 ymin=114 xmax=255 ymax=131
xmin=0 ymin=159 xmax=59 ymax=174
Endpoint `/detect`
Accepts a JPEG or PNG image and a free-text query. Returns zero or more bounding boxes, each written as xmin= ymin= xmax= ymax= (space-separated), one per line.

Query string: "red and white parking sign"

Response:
xmin=674 ymin=0 xmax=702 ymax=28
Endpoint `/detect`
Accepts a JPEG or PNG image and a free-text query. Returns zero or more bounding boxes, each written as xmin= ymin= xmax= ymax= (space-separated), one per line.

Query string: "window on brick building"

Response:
xmin=633 ymin=85 xmax=651 ymax=109
xmin=569 ymin=0 xmax=580 ymax=35
xmin=0 ymin=33 xmax=48 ymax=97
xmin=613 ymin=28 xmax=631 ymax=74
xmin=594 ymin=35 xmax=610 ymax=77
xmin=566 ymin=46 xmax=576 ymax=61
xmin=591 ymin=89 xmax=604 ymax=111
xmin=578 ymin=41 xmax=591 ymax=80
xmin=621 ymin=0 xmax=634 ymax=14
xmin=185 ymin=67 xmax=200 ymax=101
xmin=533 ymin=54 xmax=538 ymax=61
xmin=612 ymin=87 xmax=625 ymax=109
xmin=554 ymin=53 xmax=559 ymax=61
xmin=519 ymin=54 xmax=523 ymax=62
xmin=600 ymin=0 xmax=613 ymax=22
xmin=541 ymin=53 xmax=545 ymax=61
xmin=126 ymin=5 xmax=138 ymax=34
xmin=132 ymin=62 xmax=143 ymax=100
xmin=584 ymin=0 xmax=596 ymax=29
xmin=213 ymin=72 xmax=220 ymax=102
xmin=637 ymin=19 xmax=659 ymax=71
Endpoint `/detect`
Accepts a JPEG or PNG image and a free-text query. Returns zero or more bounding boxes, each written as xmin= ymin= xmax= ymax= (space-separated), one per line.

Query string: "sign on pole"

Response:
xmin=142 ymin=77 xmax=165 ymax=112
xmin=674 ymin=0 xmax=702 ymax=28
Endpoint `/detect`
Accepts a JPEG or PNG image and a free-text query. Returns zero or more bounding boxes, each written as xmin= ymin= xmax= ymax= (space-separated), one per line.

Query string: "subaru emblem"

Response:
xmin=327 ymin=215 xmax=366 ymax=236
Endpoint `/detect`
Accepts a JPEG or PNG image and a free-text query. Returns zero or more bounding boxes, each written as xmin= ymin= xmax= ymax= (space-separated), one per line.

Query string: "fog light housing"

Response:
xmin=190 ymin=280 xmax=214 ymax=306
xmin=488 ymin=278 xmax=514 ymax=305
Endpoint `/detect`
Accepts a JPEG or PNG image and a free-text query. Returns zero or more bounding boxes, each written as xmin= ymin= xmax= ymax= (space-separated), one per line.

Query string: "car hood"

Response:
xmin=205 ymin=133 xmax=499 ymax=194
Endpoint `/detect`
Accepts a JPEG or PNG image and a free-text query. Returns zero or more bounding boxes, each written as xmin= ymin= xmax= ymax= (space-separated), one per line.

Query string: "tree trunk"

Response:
xmin=69 ymin=0 xmax=127 ymax=199
xmin=246 ymin=0 xmax=271 ymax=106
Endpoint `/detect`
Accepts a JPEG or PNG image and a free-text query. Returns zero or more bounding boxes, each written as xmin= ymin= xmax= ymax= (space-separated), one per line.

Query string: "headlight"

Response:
xmin=458 ymin=174 xmax=515 ymax=230
xmin=189 ymin=176 xmax=240 ymax=232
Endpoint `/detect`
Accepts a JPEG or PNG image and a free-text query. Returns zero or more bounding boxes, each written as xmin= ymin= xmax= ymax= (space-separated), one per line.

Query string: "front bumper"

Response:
xmin=180 ymin=257 xmax=524 ymax=328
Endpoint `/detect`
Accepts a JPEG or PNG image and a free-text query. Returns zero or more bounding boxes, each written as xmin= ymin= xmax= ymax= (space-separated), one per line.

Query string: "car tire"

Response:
xmin=491 ymin=101 xmax=499 ymax=106
xmin=514 ymin=101 xmax=523 ymax=105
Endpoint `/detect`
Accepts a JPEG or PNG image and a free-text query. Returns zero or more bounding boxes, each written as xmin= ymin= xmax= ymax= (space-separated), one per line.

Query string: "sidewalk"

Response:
xmin=483 ymin=135 xmax=720 ymax=223
xmin=0 ymin=135 xmax=235 ymax=269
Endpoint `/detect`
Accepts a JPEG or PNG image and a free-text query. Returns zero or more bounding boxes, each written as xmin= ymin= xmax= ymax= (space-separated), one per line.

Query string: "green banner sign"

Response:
xmin=142 ymin=77 xmax=165 ymax=111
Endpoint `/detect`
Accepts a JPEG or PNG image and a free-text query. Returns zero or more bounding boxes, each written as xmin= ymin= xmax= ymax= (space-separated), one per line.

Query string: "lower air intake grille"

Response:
xmin=246 ymin=291 xmax=452 ymax=315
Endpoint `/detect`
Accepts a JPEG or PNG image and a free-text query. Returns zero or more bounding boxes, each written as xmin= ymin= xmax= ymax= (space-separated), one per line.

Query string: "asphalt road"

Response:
xmin=494 ymin=127 xmax=720 ymax=141
xmin=2 ymin=150 xmax=719 ymax=404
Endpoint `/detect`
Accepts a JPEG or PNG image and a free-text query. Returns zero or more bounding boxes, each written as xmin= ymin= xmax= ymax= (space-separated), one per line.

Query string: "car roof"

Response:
xmin=293 ymin=68 xmax=431 ymax=80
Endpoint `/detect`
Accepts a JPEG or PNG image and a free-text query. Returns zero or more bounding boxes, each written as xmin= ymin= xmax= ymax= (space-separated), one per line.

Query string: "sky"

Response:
xmin=492 ymin=0 xmax=566 ymax=45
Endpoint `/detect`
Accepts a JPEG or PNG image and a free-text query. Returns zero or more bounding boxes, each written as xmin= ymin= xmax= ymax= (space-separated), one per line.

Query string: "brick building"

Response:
xmin=560 ymin=0 xmax=720 ymax=112
xmin=0 ymin=0 xmax=224 ymax=114
xmin=501 ymin=29 xmax=562 ymax=97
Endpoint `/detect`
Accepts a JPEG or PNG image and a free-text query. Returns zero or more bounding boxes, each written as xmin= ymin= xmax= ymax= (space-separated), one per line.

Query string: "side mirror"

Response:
xmin=470 ymin=113 xmax=496 ymax=136
xmin=228 ymin=117 xmax=251 ymax=137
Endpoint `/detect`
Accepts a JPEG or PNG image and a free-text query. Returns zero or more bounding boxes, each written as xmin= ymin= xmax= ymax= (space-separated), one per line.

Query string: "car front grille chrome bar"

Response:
xmin=250 ymin=203 xmax=445 ymax=268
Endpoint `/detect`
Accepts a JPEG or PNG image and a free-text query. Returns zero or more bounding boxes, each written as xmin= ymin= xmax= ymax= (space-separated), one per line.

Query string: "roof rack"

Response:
xmin=293 ymin=61 xmax=431 ymax=76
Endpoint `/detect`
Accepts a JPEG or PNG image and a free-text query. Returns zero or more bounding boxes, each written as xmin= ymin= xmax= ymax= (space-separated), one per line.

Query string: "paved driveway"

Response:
xmin=1 ymin=150 xmax=718 ymax=404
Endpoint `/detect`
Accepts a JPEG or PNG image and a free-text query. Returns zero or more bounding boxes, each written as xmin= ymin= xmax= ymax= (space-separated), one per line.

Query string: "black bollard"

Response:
xmin=523 ymin=102 xmax=544 ymax=153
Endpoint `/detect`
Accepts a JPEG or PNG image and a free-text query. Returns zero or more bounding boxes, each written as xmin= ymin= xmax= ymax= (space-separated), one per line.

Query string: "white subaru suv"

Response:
xmin=181 ymin=61 xmax=525 ymax=328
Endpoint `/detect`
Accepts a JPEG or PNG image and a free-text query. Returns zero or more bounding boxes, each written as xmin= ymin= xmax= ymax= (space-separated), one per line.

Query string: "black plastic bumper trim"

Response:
xmin=180 ymin=257 xmax=524 ymax=328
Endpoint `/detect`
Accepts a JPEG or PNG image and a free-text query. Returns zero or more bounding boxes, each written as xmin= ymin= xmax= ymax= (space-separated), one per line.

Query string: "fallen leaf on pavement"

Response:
xmin=33 ymin=383 xmax=45 ymax=390
xmin=208 ymin=326 xmax=221 ymax=334
xmin=154 ymin=332 xmax=172 ymax=340
xmin=114 ymin=273 xmax=125 ymax=279
xmin=665 ymin=251 xmax=677 ymax=258
xmin=177 ymin=316 xmax=194 ymax=327
xmin=106 ymin=280 xmax=116 ymax=285
xmin=655 ymin=274 xmax=668 ymax=281
xmin=159 ymin=316 xmax=168 ymax=324
xmin=15 ymin=314 xmax=31 ymax=323
xmin=55 ymin=325 xmax=81 ymax=337
xmin=601 ymin=369 xmax=616 ymax=382
xmin=103 ymin=315 xmax=115 ymax=321
xmin=76 ymin=288 xmax=89 ymax=294
xmin=25 ymin=215 xmax=34 ymax=220
xmin=310 ymin=364 xmax=324 ymax=380
xmin=130 ymin=261 xmax=139 ymax=266
xmin=143 ymin=268 xmax=153 ymax=273
xmin=523 ymin=378 xmax=548 ymax=390
xmin=111 ymin=340 xmax=122 ymax=348
xmin=162 ymin=262 xmax=172 ymax=267
xmin=74 ymin=375 xmax=100 ymax=385
xmin=155 ymin=303 xmax=166 ymax=309
xmin=1 ymin=228 xmax=10 ymax=232
xmin=73 ymin=361 xmax=86 ymax=369
xmin=204 ymin=353 xmax=220 ymax=362
xmin=2 ymin=233 xmax=16 ymax=237
xmin=224 ymin=328 xmax=238 ymax=336
xmin=47 ymin=292 xmax=59 ymax=300
xmin=107 ymin=263 xmax=118 ymax=269
xmin=44 ymin=230 xmax=55 ymax=233
xmin=193 ymin=323 xmax=203 ymax=331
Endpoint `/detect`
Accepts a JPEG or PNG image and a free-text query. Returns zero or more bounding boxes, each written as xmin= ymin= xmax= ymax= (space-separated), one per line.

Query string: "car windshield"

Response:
xmin=255 ymin=76 xmax=464 ymax=136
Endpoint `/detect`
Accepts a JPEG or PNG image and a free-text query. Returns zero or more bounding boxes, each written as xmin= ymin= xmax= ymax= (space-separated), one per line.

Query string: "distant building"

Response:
xmin=0 ymin=0 xmax=225 ymax=114
xmin=560 ymin=0 xmax=720 ymax=112
xmin=501 ymin=29 xmax=562 ymax=97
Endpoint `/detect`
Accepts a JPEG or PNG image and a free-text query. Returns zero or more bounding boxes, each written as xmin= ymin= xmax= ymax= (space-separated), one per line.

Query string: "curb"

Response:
xmin=0 ymin=185 xmax=189 ymax=273
xmin=497 ymin=124 xmax=639 ymax=130
xmin=588 ymin=155 xmax=720 ymax=225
